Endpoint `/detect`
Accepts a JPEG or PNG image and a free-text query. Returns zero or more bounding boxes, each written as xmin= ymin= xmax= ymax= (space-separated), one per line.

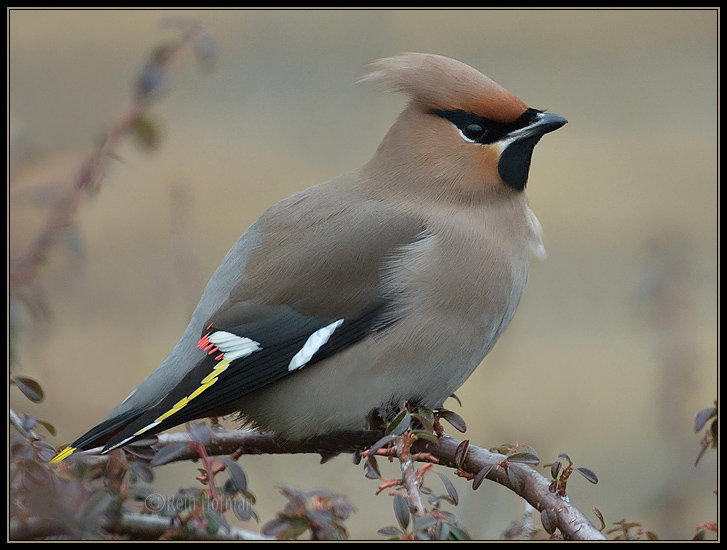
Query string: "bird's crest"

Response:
xmin=359 ymin=52 xmax=528 ymax=123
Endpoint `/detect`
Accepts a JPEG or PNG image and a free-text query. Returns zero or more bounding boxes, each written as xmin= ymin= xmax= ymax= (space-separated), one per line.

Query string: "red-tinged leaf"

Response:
xmin=472 ymin=465 xmax=493 ymax=490
xmin=593 ymin=507 xmax=606 ymax=530
xmin=364 ymin=456 xmax=380 ymax=479
xmin=13 ymin=376 xmax=44 ymax=403
xmin=454 ymin=440 xmax=470 ymax=469
xmin=438 ymin=410 xmax=466 ymax=433
xmin=576 ymin=467 xmax=599 ymax=484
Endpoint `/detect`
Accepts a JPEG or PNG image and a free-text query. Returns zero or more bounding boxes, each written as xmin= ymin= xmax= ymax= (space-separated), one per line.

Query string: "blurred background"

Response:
xmin=9 ymin=9 xmax=717 ymax=540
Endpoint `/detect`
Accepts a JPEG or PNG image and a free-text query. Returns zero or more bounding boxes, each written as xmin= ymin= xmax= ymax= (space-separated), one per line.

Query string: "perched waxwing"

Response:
xmin=51 ymin=53 xmax=566 ymax=463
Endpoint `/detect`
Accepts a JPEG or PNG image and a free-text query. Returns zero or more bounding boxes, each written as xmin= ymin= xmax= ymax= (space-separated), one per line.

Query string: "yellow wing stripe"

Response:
xmin=49 ymin=445 xmax=76 ymax=464
xmin=149 ymin=359 xmax=227 ymax=425
xmin=201 ymin=359 xmax=230 ymax=384
xmin=188 ymin=377 xmax=218 ymax=401
xmin=50 ymin=358 xmax=233 ymax=464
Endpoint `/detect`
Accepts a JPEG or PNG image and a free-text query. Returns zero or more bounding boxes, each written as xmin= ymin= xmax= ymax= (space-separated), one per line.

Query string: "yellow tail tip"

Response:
xmin=49 ymin=446 xmax=76 ymax=464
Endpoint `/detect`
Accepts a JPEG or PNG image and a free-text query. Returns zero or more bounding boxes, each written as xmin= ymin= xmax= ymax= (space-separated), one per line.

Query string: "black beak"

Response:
xmin=510 ymin=112 xmax=568 ymax=140
xmin=497 ymin=112 xmax=567 ymax=191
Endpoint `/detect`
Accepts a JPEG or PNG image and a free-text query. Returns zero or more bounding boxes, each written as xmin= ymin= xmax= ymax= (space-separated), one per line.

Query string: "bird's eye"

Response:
xmin=462 ymin=122 xmax=487 ymax=142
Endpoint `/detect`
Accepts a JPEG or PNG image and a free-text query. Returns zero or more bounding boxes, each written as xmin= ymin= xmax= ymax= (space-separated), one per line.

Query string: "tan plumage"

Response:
xmin=360 ymin=52 xmax=528 ymax=122
xmin=51 ymin=52 xmax=566 ymax=462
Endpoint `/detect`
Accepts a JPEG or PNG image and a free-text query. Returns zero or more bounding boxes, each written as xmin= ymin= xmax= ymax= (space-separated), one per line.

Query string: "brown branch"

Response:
xmin=61 ymin=428 xmax=604 ymax=540
xmin=9 ymin=18 xmax=206 ymax=298
xmin=416 ymin=435 xmax=606 ymax=541
xmin=394 ymin=434 xmax=426 ymax=516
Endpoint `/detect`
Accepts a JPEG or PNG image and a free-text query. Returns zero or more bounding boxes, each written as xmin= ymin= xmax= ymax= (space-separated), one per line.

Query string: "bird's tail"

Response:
xmin=49 ymin=409 xmax=146 ymax=464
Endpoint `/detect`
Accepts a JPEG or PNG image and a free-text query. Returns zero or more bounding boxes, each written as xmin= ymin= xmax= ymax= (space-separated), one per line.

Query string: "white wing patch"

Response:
xmin=208 ymin=331 xmax=262 ymax=361
xmin=288 ymin=319 xmax=344 ymax=371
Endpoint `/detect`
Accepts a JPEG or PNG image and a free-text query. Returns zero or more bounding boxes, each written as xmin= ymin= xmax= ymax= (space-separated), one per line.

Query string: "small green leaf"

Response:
xmin=446 ymin=525 xmax=471 ymax=540
xmin=150 ymin=442 xmax=189 ymax=467
xmin=412 ymin=514 xmax=437 ymax=532
xmin=411 ymin=413 xmax=434 ymax=433
xmin=507 ymin=451 xmax=540 ymax=465
xmin=435 ymin=521 xmax=451 ymax=540
xmin=541 ymin=508 xmax=557 ymax=534
xmin=129 ymin=461 xmax=154 ymax=483
xmin=448 ymin=393 xmax=463 ymax=407
xmin=204 ymin=507 xmax=223 ymax=534
xmin=550 ymin=461 xmax=562 ymax=480
xmin=378 ymin=525 xmax=403 ymax=538
xmin=437 ymin=472 xmax=458 ymax=505
xmin=393 ymin=494 xmax=410 ymax=530
xmin=125 ymin=445 xmax=156 ymax=460
xmin=694 ymin=406 xmax=717 ymax=433
xmin=507 ymin=466 xmax=527 ymax=493
xmin=132 ymin=115 xmax=161 ymax=151
xmin=416 ymin=405 xmax=435 ymax=425
xmin=221 ymin=456 xmax=248 ymax=493
xmin=412 ymin=430 xmax=440 ymax=445
xmin=386 ymin=409 xmax=411 ymax=436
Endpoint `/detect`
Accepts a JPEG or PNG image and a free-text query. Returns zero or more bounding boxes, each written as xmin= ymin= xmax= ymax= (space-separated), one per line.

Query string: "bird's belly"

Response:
xmin=236 ymin=283 xmax=525 ymax=439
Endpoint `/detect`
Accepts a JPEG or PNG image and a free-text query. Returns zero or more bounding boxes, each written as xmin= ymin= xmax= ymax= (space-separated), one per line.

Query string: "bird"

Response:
xmin=50 ymin=52 xmax=566 ymax=463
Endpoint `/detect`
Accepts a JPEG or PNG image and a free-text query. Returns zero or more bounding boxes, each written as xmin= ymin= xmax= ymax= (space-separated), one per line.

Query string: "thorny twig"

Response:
xmin=54 ymin=428 xmax=605 ymax=540
xmin=9 ymin=19 xmax=208 ymax=303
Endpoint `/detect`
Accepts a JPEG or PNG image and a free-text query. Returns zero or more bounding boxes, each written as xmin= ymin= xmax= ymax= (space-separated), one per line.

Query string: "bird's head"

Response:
xmin=360 ymin=53 xmax=567 ymax=200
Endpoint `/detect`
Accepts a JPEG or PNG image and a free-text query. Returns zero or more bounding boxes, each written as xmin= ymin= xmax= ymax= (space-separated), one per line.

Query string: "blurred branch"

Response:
xmin=59 ymin=429 xmax=605 ymax=541
xmin=9 ymin=18 xmax=210 ymax=304
xmin=9 ymin=512 xmax=271 ymax=541
xmin=9 ymin=408 xmax=39 ymax=440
